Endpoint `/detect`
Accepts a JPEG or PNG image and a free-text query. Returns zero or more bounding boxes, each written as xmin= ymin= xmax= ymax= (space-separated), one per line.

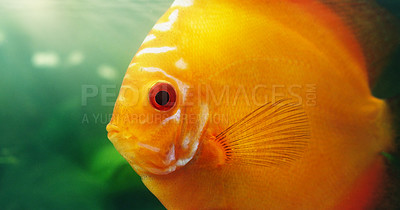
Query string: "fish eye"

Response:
xmin=149 ymin=82 xmax=177 ymax=111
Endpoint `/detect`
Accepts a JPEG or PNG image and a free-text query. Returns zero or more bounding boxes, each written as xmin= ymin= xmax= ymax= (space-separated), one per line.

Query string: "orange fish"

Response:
xmin=107 ymin=0 xmax=400 ymax=209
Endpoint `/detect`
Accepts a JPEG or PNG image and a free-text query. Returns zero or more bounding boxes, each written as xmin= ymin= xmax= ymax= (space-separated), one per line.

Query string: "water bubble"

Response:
xmin=32 ymin=52 xmax=60 ymax=68
xmin=67 ymin=51 xmax=85 ymax=65
xmin=98 ymin=65 xmax=117 ymax=80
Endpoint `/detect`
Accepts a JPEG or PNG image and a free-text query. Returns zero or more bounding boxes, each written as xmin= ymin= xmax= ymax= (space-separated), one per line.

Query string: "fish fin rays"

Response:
xmin=214 ymin=99 xmax=311 ymax=167
xmin=319 ymin=0 xmax=400 ymax=90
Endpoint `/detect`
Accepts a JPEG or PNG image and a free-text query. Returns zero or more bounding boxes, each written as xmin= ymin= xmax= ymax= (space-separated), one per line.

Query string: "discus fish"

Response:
xmin=107 ymin=0 xmax=400 ymax=209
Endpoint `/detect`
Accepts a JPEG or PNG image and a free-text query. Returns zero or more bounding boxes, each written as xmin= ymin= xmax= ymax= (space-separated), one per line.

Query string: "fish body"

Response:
xmin=107 ymin=0 xmax=399 ymax=209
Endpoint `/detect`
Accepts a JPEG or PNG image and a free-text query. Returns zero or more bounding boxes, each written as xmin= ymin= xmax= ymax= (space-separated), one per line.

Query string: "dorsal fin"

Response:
xmin=319 ymin=0 xmax=400 ymax=91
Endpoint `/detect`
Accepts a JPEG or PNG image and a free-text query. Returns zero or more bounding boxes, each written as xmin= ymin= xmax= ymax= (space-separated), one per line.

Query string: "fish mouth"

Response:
xmin=107 ymin=123 xmax=139 ymax=143
xmin=106 ymin=123 xmax=120 ymax=142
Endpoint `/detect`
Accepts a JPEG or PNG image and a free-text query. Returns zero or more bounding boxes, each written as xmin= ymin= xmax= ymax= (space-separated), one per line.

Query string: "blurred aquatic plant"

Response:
xmin=0 ymin=149 xmax=18 ymax=165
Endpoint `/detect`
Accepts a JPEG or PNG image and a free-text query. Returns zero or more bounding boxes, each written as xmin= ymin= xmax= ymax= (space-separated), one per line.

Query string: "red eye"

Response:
xmin=149 ymin=82 xmax=177 ymax=111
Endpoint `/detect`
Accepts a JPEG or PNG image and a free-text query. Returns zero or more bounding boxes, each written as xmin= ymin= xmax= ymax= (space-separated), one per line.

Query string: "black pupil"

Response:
xmin=155 ymin=91 xmax=170 ymax=106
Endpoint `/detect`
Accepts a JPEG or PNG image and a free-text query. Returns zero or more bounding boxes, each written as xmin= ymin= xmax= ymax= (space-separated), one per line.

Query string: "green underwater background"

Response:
xmin=0 ymin=0 xmax=400 ymax=209
xmin=0 ymin=0 xmax=174 ymax=209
